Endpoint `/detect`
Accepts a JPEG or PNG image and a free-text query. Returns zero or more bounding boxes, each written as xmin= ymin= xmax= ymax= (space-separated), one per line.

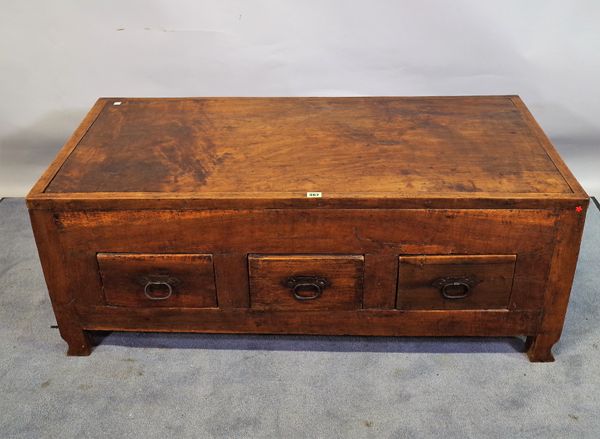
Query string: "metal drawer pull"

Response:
xmin=432 ymin=276 xmax=477 ymax=300
xmin=140 ymin=275 xmax=179 ymax=300
xmin=284 ymin=276 xmax=330 ymax=301
xmin=144 ymin=281 xmax=173 ymax=300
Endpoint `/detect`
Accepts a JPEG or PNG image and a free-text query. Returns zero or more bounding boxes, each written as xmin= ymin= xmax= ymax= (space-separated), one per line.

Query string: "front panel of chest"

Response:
xmin=50 ymin=208 xmax=558 ymax=315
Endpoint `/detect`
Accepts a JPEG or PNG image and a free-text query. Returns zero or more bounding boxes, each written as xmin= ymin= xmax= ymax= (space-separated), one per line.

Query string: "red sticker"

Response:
xmin=575 ymin=206 xmax=583 ymax=213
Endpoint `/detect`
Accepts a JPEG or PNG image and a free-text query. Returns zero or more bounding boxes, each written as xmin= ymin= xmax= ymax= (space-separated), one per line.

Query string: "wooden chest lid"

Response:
xmin=28 ymin=96 xmax=587 ymax=210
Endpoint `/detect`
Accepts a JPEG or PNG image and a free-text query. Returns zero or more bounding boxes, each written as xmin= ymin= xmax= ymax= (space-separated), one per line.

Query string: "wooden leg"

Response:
xmin=59 ymin=324 xmax=93 ymax=356
xmin=525 ymin=209 xmax=587 ymax=363
xmin=30 ymin=210 xmax=94 ymax=356
xmin=526 ymin=334 xmax=558 ymax=362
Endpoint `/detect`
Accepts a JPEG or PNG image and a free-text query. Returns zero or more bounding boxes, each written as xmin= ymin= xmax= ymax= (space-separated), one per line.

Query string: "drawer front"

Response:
xmin=248 ymin=254 xmax=364 ymax=310
xmin=97 ymin=253 xmax=217 ymax=308
xmin=397 ymin=255 xmax=516 ymax=310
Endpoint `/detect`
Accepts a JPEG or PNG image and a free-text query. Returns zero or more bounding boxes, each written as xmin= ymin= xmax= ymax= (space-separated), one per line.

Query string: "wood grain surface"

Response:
xmin=39 ymin=97 xmax=577 ymax=202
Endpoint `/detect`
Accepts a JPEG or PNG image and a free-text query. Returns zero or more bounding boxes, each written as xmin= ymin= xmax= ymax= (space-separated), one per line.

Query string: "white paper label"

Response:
xmin=306 ymin=192 xmax=322 ymax=198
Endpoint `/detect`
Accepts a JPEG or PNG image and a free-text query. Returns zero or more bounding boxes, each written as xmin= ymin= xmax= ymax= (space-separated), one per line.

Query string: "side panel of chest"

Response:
xmin=49 ymin=208 xmax=558 ymax=315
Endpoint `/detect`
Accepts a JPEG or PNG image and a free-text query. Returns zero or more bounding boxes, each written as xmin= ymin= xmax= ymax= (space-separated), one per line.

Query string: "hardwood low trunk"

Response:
xmin=27 ymin=96 xmax=588 ymax=361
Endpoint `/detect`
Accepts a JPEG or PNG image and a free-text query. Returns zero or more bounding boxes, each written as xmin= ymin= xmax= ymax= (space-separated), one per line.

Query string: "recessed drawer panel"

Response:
xmin=397 ymin=254 xmax=516 ymax=310
xmin=97 ymin=253 xmax=217 ymax=308
xmin=248 ymin=254 xmax=364 ymax=310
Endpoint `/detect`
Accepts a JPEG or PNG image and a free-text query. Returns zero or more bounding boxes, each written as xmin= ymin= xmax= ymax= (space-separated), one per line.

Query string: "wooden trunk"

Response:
xmin=27 ymin=96 xmax=588 ymax=361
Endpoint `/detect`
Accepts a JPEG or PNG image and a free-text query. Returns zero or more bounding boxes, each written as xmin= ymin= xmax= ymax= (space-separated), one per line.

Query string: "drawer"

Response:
xmin=248 ymin=254 xmax=364 ymax=310
xmin=396 ymin=254 xmax=516 ymax=310
xmin=97 ymin=253 xmax=217 ymax=308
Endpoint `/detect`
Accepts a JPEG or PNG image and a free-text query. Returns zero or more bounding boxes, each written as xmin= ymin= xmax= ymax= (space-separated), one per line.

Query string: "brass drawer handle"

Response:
xmin=140 ymin=275 xmax=179 ymax=300
xmin=432 ymin=276 xmax=477 ymax=300
xmin=284 ymin=276 xmax=330 ymax=301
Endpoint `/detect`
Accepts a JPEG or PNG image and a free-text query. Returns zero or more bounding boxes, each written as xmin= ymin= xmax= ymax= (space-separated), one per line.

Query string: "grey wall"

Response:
xmin=1 ymin=0 xmax=599 ymax=197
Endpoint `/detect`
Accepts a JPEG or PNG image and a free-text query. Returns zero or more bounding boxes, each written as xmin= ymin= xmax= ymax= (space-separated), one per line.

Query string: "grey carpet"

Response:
xmin=1 ymin=197 xmax=599 ymax=439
